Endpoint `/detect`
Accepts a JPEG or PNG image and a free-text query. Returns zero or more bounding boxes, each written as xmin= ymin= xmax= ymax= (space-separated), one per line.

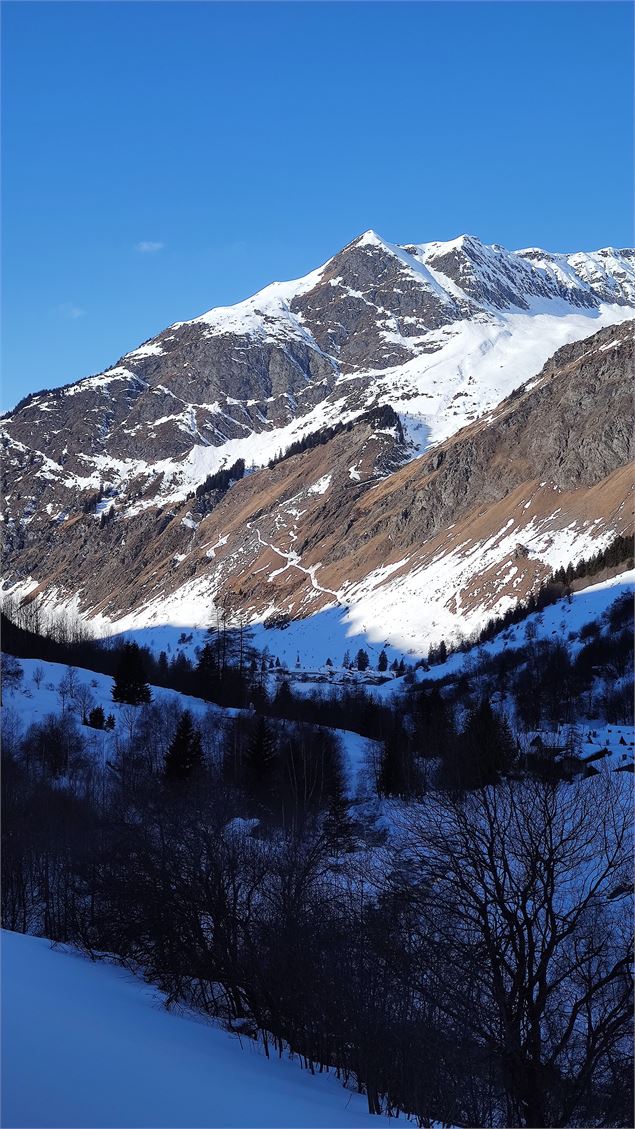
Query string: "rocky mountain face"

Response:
xmin=2 ymin=230 xmax=634 ymax=654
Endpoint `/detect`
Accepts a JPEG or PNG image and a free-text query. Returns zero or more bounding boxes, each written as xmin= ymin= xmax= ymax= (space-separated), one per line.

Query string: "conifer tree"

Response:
xmin=111 ymin=642 xmax=152 ymax=705
xmin=164 ymin=710 xmax=204 ymax=782
xmin=273 ymin=679 xmax=293 ymax=715
xmin=378 ymin=729 xmax=413 ymax=797
xmin=323 ymin=784 xmax=355 ymax=853
xmin=157 ymin=651 xmax=170 ymax=683
xmin=462 ymin=699 xmax=516 ymax=786
xmin=244 ymin=715 xmax=277 ymax=796
xmin=88 ymin=705 xmax=105 ymax=730
xmin=377 ymin=649 xmax=388 ymax=672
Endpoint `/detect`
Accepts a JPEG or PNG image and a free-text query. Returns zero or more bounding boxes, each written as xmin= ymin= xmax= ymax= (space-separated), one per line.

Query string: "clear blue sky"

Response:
xmin=2 ymin=1 xmax=633 ymax=411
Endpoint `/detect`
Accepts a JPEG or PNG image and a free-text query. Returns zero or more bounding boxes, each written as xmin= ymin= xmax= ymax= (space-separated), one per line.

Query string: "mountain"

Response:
xmin=2 ymin=231 xmax=634 ymax=655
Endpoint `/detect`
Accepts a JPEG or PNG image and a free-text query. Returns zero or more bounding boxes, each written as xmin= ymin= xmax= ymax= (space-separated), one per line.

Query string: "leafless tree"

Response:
xmin=398 ymin=771 xmax=633 ymax=1127
xmin=74 ymin=682 xmax=94 ymax=725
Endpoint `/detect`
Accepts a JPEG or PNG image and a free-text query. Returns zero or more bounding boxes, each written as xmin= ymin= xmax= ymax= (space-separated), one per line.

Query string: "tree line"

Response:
xmin=2 ymin=582 xmax=633 ymax=1125
xmin=428 ymin=532 xmax=634 ymax=662
xmin=2 ymin=698 xmax=632 ymax=1127
xmin=267 ymin=405 xmax=405 ymax=470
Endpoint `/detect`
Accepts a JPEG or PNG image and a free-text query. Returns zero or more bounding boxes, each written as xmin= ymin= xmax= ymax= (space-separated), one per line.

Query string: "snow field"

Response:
xmin=1 ymin=930 xmax=394 ymax=1129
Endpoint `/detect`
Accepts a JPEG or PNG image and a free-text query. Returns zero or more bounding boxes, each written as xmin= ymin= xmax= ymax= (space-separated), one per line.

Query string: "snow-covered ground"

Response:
xmin=2 ymin=658 xmax=232 ymax=742
xmin=29 ymin=299 xmax=632 ymax=514
xmin=1 ymin=930 xmax=394 ymax=1129
xmin=370 ymin=569 xmax=635 ymax=696
xmin=2 ymin=656 xmax=377 ymax=799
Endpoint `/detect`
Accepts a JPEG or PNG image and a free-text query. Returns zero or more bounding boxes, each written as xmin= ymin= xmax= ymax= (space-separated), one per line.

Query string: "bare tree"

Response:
xmin=74 ymin=682 xmax=94 ymax=725
xmin=398 ymin=772 xmax=633 ymax=1127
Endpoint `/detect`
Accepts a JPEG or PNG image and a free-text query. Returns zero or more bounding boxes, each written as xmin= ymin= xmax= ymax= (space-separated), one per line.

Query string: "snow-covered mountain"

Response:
xmin=2 ymin=231 xmax=634 ymax=655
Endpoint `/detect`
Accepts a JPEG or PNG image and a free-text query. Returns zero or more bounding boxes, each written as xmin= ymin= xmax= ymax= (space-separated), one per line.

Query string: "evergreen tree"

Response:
xmin=414 ymin=685 xmax=454 ymax=760
xmin=196 ymin=641 xmax=220 ymax=698
xmin=244 ymin=715 xmax=277 ymax=796
xmin=164 ymin=711 xmax=204 ymax=782
xmin=462 ymin=699 xmax=516 ymax=786
xmin=377 ymin=649 xmax=388 ymax=672
xmin=157 ymin=651 xmax=170 ymax=683
xmin=273 ymin=679 xmax=293 ymax=715
xmin=378 ymin=729 xmax=413 ymax=797
xmin=356 ymin=648 xmax=369 ymax=672
xmin=111 ymin=642 xmax=152 ymax=705
xmin=88 ymin=705 xmax=105 ymax=729
xmin=323 ymin=784 xmax=355 ymax=853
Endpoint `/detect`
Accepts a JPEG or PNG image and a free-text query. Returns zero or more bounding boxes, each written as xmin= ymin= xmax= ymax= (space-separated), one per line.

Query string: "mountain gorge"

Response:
xmin=2 ymin=231 xmax=634 ymax=655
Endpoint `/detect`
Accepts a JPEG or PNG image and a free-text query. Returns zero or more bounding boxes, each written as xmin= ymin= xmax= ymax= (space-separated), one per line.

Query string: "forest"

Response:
xmin=1 ymin=578 xmax=633 ymax=1127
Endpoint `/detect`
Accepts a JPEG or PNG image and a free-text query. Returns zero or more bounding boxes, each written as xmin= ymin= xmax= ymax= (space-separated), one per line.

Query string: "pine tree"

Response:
xmin=244 ymin=715 xmax=277 ymax=796
xmin=164 ymin=710 xmax=204 ymax=782
xmin=157 ymin=651 xmax=170 ymax=683
xmin=323 ymin=785 xmax=355 ymax=853
xmin=196 ymin=641 xmax=219 ymax=697
xmin=378 ymin=730 xmax=413 ymax=797
xmin=356 ymin=648 xmax=369 ymax=672
xmin=111 ymin=642 xmax=152 ymax=705
xmin=274 ymin=679 xmax=293 ymax=714
xmin=377 ymin=649 xmax=388 ymax=672
xmin=462 ymin=699 xmax=516 ymax=786
xmin=88 ymin=705 xmax=105 ymax=729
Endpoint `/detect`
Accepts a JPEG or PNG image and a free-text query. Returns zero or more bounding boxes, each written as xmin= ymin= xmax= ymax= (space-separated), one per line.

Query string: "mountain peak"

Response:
xmin=355 ymin=228 xmax=383 ymax=244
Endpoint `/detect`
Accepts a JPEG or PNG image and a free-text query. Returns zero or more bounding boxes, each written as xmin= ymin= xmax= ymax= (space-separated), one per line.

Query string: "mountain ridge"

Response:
xmin=2 ymin=231 xmax=634 ymax=656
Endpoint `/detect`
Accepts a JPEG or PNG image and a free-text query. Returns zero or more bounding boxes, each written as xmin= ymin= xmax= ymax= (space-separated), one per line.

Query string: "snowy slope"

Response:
xmin=1 ymin=930 xmax=394 ymax=1129
xmin=2 ymin=656 xmax=377 ymax=799
xmin=3 ymin=232 xmax=634 ymax=509
xmin=372 ymin=569 xmax=635 ymax=694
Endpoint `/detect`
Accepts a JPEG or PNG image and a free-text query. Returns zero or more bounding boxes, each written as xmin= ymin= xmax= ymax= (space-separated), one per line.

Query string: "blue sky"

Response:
xmin=2 ymin=1 xmax=633 ymax=410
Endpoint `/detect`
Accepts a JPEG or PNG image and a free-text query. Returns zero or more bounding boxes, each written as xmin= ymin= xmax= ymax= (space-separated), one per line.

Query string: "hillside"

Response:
xmin=1 ymin=930 xmax=395 ymax=1129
